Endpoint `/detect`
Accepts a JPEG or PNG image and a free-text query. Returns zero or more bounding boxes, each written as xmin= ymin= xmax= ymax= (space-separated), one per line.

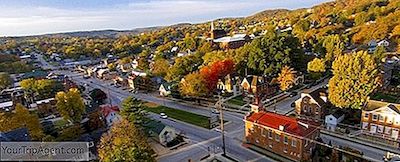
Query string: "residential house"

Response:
xmin=159 ymin=83 xmax=172 ymax=97
xmin=378 ymin=39 xmax=390 ymax=47
xmin=361 ymin=100 xmax=400 ymax=141
xmin=241 ymin=75 xmax=278 ymax=98
xmin=367 ymin=39 xmax=378 ymax=53
xmin=295 ymin=88 xmax=329 ymax=121
xmin=96 ymin=69 xmax=109 ymax=79
xmin=216 ymin=74 xmax=240 ymax=94
xmin=325 ymin=109 xmax=345 ymax=131
xmin=100 ymin=105 xmax=121 ymax=127
xmin=0 ymin=128 xmax=31 ymax=141
xmin=113 ymin=75 xmax=129 ymax=87
xmin=30 ymin=98 xmax=57 ymax=118
xmin=145 ymin=120 xmax=178 ymax=146
xmin=244 ymin=104 xmax=319 ymax=162
xmin=102 ymin=71 xmax=118 ymax=81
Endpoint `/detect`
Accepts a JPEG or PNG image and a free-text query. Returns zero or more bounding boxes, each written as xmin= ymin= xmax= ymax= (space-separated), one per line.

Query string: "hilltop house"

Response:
xmin=295 ymin=88 xmax=329 ymax=121
xmin=361 ymin=100 xmax=400 ymax=143
xmin=244 ymin=104 xmax=319 ymax=162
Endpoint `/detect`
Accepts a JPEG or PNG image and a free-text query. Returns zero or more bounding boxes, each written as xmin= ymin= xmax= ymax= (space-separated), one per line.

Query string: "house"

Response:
xmin=159 ymin=83 xmax=172 ymax=97
xmin=244 ymin=104 xmax=319 ymax=162
xmin=216 ymin=74 xmax=240 ymax=94
xmin=113 ymin=75 xmax=129 ymax=87
xmin=361 ymin=100 xmax=400 ymax=141
xmin=132 ymin=59 xmax=139 ymax=69
xmin=96 ymin=69 xmax=109 ymax=79
xmin=295 ymin=88 xmax=329 ymax=121
xmin=0 ymin=101 xmax=13 ymax=112
xmin=29 ymin=98 xmax=57 ymax=118
xmin=378 ymin=39 xmax=390 ymax=47
xmin=100 ymin=105 xmax=121 ymax=127
xmin=213 ymin=34 xmax=250 ymax=49
xmin=367 ymin=40 xmax=378 ymax=53
xmin=145 ymin=120 xmax=178 ymax=146
xmin=0 ymin=128 xmax=31 ymax=141
xmin=325 ymin=109 xmax=345 ymax=131
xmin=241 ymin=75 xmax=278 ymax=98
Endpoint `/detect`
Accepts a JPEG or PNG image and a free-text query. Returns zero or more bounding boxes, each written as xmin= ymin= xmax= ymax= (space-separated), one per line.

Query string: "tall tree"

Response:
xmin=328 ymin=51 xmax=379 ymax=109
xmin=179 ymin=72 xmax=208 ymax=98
xmin=55 ymin=88 xmax=85 ymax=123
xmin=0 ymin=72 xmax=12 ymax=90
xmin=323 ymin=34 xmax=344 ymax=64
xmin=151 ymin=58 xmax=170 ymax=77
xmin=277 ymin=66 xmax=296 ymax=91
xmin=98 ymin=119 xmax=155 ymax=162
xmin=120 ymin=97 xmax=146 ymax=124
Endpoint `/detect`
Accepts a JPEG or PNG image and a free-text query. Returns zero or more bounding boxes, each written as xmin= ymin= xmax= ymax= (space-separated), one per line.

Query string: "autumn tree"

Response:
xmin=200 ymin=59 xmax=235 ymax=92
xmin=277 ymin=66 xmax=297 ymax=91
xmin=90 ymin=88 xmax=107 ymax=104
xmin=55 ymin=88 xmax=85 ymax=123
xmin=373 ymin=46 xmax=386 ymax=64
xmin=179 ymin=72 xmax=208 ymax=98
xmin=151 ymin=58 xmax=170 ymax=77
xmin=98 ymin=119 xmax=155 ymax=162
xmin=57 ymin=124 xmax=84 ymax=141
xmin=20 ymin=78 xmax=56 ymax=99
xmin=165 ymin=55 xmax=202 ymax=82
xmin=0 ymin=72 xmax=12 ymax=90
xmin=0 ymin=104 xmax=44 ymax=140
xmin=120 ymin=96 xmax=146 ymax=124
xmin=307 ymin=58 xmax=326 ymax=73
xmin=323 ymin=34 xmax=344 ymax=64
xmin=328 ymin=51 xmax=379 ymax=109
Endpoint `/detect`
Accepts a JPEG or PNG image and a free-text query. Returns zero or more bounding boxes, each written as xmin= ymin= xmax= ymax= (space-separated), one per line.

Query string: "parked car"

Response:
xmin=289 ymin=92 xmax=298 ymax=97
xmin=211 ymin=109 xmax=220 ymax=114
xmin=160 ymin=113 xmax=168 ymax=119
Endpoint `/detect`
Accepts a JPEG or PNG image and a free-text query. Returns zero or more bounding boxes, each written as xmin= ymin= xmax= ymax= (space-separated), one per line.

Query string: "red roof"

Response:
xmin=246 ymin=111 xmax=318 ymax=137
xmin=100 ymin=105 xmax=120 ymax=117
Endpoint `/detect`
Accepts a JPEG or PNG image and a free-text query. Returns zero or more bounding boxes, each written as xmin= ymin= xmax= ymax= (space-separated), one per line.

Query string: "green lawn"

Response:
xmin=53 ymin=119 xmax=70 ymax=129
xmin=144 ymin=105 xmax=210 ymax=129
xmin=227 ymin=95 xmax=246 ymax=106
xmin=371 ymin=92 xmax=399 ymax=103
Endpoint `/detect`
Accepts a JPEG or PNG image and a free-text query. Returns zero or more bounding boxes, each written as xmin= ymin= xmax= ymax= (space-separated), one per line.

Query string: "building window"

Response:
xmin=261 ymin=129 xmax=266 ymax=137
xmin=372 ymin=114 xmax=378 ymax=121
xmin=283 ymin=148 xmax=288 ymax=153
xmin=292 ymin=139 xmax=297 ymax=147
xmin=362 ymin=122 xmax=369 ymax=130
xmin=268 ymin=130 xmax=273 ymax=139
xmin=364 ymin=113 xmax=369 ymax=119
xmin=387 ymin=117 xmax=393 ymax=124
xmin=385 ymin=127 xmax=392 ymax=135
xmin=284 ymin=136 xmax=288 ymax=144
xmin=379 ymin=115 xmax=385 ymax=122
xmin=378 ymin=125 xmax=384 ymax=133
xmin=275 ymin=133 xmax=280 ymax=142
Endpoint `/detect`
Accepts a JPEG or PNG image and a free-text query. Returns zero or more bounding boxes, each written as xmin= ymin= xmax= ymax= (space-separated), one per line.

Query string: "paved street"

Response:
xmin=58 ymin=70 xmax=275 ymax=162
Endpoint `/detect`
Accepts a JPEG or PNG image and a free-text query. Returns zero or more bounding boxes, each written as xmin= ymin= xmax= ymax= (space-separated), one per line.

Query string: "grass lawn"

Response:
xmin=144 ymin=103 xmax=210 ymax=129
xmin=227 ymin=95 xmax=246 ymax=106
xmin=53 ymin=119 xmax=70 ymax=129
xmin=371 ymin=92 xmax=399 ymax=103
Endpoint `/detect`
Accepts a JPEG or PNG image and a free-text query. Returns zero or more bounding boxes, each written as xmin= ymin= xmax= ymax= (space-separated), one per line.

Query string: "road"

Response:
xmin=58 ymin=70 xmax=275 ymax=162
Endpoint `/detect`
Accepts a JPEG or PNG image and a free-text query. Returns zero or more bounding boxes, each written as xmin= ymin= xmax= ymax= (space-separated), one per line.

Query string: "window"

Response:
xmin=292 ymin=139 xmax=297 ymax=147
xmin=364 ymin=113 xmax=369 ymax=119
xmin=268 ymin=130 xmax=273 ymax=139
xmin=385 ymin=127 xmax=392 ymax=135
xmin=283 ymin=148 xmax=288 ymax=153
xmin=261 ymin=129 xmax=266 ymax=137
xmin=378 ymin=125 xmax=384 ymax=133
xmin=362 ymin=122 xmax=369 ymax=130
xmin=284 ymin=136 xmax=288 ymax=144
xmin=387 ymin=117 xmax=393 ymax=124
xmin=275 ymin=133 xmax=280 ymax=142
xmin=379 ymin=115 xmax=385 ymax=122
xmin=372 ymin=114 xmax=378 ymax=121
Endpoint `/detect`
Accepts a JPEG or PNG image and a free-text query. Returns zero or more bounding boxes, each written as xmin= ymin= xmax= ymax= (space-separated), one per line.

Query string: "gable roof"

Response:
xmin=100 ymin=105 xmax=119 ymax=117
xmin=246 ymin=112 xmax=318 ymax=137
xmin=145 ymin=120 xmax=166 ymax=134
xmin=0 ymin=128 xmax=31 ymax=141
xmin=364 ymin=100 xmax=400 ymax=113
xmin=307 ymin=88 xmax=328 ymax=106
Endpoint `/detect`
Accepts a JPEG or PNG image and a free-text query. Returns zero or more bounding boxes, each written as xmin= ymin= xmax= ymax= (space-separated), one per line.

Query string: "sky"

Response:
xmin=0 ymin=0 xmax=332 ymax=37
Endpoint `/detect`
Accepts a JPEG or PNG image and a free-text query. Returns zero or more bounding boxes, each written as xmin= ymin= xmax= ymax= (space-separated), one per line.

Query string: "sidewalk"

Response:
xmin=321 ymin=130 xmax=400 ymax=155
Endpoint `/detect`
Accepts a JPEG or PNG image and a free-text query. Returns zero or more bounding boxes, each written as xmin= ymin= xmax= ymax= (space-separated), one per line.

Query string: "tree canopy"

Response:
xmin=55 ymin=88 xmax=85 ymax=123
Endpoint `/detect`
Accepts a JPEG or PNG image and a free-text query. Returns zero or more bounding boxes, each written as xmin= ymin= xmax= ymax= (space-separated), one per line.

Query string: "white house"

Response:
xmin=159 ymin=83 xmax=172 ymax=97
xmin=145 ymin=120 xmax=178 ymax=146
xmin=100 ymin=105 xmax=121 ymax=127
xmin=378 ymin=39 xmax=390 ymax=47
xmin=325 ymin=110 xmax=345 ymax=131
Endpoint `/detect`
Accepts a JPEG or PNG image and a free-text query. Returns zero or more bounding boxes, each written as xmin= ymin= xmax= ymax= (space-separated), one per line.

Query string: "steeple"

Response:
xmin=211 ymin=21 xmax=214 ymax=31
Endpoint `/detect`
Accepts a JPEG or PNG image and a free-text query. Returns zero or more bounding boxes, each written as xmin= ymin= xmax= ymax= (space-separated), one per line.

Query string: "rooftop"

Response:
xmin=100 ymin=105 xmax=119 ymax=117
xmin=246 ymin=111 xmax=318 ymax=137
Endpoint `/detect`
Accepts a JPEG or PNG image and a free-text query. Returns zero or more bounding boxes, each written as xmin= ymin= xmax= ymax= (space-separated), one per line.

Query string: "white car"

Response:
xmin=211 ymin=109 xmax=220 ymax=114
xmin=160 ymin=113 xmax=168 ymax=119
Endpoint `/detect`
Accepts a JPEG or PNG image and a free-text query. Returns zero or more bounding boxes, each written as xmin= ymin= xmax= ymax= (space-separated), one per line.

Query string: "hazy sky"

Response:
xmin=0 ymin=0 xmax=331 ymax=36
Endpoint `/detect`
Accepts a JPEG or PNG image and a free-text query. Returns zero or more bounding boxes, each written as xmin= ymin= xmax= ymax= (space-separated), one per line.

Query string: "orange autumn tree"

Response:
xmin=200 ymin=59 xmax=235 ymax=92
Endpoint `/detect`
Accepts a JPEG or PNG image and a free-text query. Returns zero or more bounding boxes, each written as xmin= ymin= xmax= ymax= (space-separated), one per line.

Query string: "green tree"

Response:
xmin=98 ymin=119 xmax=155 ymax=162
xmin=0 ymin=72 xmax=12 ymax=90
xmin=277 ymin=66 xmax=296 ymax=91
xmin=373 ymin=46 xmax=386 ymax=64
xmin=120 ymin=97 xmax=146 ymax=124
xmin=328 ymin=51 xmax=379 ymax=109
xmin=307 ymin=58 xmax=326 ymax=73
xmin=57 ymin=124 xmax=84 ymax=141
xmin=55 ymin=88 xmax=85 ymax=123
xmin=323 ymin=34 xmax=344 ymax=64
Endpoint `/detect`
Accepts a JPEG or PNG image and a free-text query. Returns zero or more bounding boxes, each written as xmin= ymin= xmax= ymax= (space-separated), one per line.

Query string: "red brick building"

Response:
xmin=244 ymin=107 xmax=320 ymax=161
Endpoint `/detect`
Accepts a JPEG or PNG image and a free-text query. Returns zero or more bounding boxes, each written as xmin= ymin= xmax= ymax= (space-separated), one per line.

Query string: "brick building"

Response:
xmin=244 ymin=105 xmax=319 ymax=161
xmin=295 ymin=88 xmax=329 ymax=121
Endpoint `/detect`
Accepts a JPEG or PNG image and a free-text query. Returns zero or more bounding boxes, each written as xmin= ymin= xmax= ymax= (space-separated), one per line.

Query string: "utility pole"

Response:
xmin=216 ymin=96 xmax=226 ymax=156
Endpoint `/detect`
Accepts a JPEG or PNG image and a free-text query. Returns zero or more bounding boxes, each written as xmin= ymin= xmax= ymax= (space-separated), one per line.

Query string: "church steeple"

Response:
xmin=211 ymin=21 xmax=214 ymax=31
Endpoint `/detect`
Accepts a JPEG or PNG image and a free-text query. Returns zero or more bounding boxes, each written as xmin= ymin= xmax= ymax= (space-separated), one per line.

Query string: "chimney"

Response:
xmin=279 ymin=125 xmax=285 ymax=131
